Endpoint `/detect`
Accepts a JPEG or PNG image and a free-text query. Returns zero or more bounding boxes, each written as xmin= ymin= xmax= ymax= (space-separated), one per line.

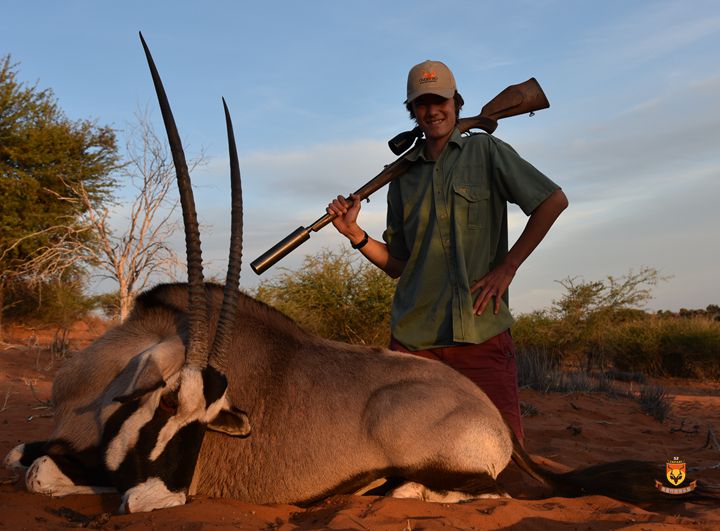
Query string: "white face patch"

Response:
xmin=25 ymin=455 xmax=115 ymax=497
xmin=121 ymin=476 xmax=186 ymax=513
xmin=149 ymin=367 xmax=228 ymax=461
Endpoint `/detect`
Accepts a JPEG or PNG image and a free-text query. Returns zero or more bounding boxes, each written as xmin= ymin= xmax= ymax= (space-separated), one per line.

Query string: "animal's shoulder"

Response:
xmin=131 ymin=282 xmax=226 ymax=317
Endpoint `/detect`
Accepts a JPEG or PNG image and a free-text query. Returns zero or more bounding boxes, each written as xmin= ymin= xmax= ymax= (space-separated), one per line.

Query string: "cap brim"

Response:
xmin=404 ymin=87 xmax=456 ymax=105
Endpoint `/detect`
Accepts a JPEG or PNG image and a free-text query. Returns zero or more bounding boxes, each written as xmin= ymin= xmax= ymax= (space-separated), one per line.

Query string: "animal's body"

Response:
xmin=36 ymin=282 xmax=513 ymax=505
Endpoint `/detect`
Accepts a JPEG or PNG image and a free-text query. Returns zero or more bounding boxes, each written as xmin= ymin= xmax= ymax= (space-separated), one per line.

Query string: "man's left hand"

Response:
xmin=470 ymin=263 xmax=517 ymax=315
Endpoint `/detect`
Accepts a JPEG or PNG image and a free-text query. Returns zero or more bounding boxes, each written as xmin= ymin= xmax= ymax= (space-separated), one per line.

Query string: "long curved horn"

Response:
xmin=139 ymin=32 xmax=208 ymax=369
xmin=207 ymin=98 xmax=243 ymax=373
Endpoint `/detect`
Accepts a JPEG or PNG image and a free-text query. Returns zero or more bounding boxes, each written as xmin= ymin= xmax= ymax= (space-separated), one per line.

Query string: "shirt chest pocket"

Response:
xmin=453 ymin=183 xmax=489 ymax=229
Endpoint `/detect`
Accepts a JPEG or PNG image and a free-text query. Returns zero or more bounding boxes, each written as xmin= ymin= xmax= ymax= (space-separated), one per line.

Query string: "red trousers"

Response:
xmin=390 ymin=330 xmax=524 ymax=444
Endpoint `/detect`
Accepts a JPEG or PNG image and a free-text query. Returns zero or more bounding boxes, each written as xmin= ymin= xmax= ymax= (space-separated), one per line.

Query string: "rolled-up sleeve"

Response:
xmin=490 ymin=136 xmax=559 ymax=215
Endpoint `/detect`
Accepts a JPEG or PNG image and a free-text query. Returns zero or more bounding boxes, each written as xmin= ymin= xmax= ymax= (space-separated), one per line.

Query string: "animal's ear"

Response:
xmin=208 ymin=407 xmax=251 ymax=437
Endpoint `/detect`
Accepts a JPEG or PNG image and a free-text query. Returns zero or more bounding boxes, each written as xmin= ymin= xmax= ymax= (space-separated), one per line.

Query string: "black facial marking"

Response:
xmin=17 ymin=440 xmax=51 ymax=466
xmin=24 ymin=439 xmax=112 ymax=487
xmin=202 ymin=365 xmax=228 ymax=405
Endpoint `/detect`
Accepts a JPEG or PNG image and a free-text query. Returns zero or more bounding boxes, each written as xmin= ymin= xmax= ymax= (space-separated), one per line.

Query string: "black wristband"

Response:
xmin=351 ymin=231 xmax=369 ymax=250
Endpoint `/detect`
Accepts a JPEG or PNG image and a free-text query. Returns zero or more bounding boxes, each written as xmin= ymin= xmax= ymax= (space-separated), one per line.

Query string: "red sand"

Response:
xmin=1 ymin=325 xmax=719 ymax=530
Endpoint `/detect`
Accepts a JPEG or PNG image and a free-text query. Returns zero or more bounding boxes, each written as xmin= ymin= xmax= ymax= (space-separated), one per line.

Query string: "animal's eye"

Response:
xmin=159 ymin=392 xmax=179 ymax=414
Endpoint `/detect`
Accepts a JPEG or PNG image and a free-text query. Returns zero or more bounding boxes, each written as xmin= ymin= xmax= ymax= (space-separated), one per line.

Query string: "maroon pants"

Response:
xmin=390 ymin=330 xmax=524 ymax=444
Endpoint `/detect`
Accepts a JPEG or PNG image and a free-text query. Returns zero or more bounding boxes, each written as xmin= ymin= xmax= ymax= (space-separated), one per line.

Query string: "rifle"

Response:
xmin=250 ymin=78 xmax=549 ymax=275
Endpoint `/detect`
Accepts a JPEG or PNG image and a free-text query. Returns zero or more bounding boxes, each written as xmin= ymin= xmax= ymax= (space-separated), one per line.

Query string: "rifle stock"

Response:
xmin=251 ymin=78 xmax=549 ymax=275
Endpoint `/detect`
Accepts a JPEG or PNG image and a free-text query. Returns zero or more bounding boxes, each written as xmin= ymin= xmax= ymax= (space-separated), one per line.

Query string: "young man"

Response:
xmin=327 ymin=60 xmax=568 ymax=443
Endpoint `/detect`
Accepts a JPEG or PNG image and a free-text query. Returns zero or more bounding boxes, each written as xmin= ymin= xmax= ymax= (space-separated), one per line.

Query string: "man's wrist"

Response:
xmin=351 ymin=231 xmax=369 ymax=250
xmin=346 ymin=227 xmax=366 ymax=246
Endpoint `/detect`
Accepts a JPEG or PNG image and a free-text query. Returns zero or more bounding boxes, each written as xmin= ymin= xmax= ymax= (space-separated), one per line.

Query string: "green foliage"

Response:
xmin=659 ymin=304 xmax=720 ymax=321
xmin=514 ymin=267 xmax=720 ymax=380
xmin=5 ymin=275 xmax=97 ymax=327
xmin=0 ymin=55 xmax=117 ymax=278
xmin=0 ymin=55 xmax=117 ymax=338
xmin=255 ymin=247 xmax=396 ymax=345
xmin=606 ymin=316 xmax=720 ymax=379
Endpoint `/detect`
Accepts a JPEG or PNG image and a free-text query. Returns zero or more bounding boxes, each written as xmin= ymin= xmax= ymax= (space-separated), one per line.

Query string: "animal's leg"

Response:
xmin=25 ymin=456 xmax=115 ymax=496
xmin=388 ymin=481 xmax=510 ymax=503
xmin=366 ymin=382 xmax=514 ymax=481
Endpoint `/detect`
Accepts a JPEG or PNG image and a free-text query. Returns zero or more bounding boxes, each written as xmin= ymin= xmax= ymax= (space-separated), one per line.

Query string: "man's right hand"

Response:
xmin=327 ymin=193 xmax=365 ymax=245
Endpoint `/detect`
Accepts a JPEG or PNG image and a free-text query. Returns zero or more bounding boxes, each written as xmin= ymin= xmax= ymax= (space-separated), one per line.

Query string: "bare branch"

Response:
xmin=84 ymin=108 xmax=205 ymax=319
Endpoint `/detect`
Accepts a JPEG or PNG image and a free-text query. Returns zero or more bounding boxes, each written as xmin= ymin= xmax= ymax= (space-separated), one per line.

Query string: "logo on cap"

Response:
xmin=420 ymin=70 xmax=438 ymax=84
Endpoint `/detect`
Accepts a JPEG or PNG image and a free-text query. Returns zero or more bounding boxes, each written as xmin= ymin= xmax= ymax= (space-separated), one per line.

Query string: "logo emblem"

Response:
xmin=419 ymin=70 xmax=438 ymax=84
xmin=655 ymin=456 xmax=697 ymax=495
xmin=666 ymin=457 xmax=686 ymax=485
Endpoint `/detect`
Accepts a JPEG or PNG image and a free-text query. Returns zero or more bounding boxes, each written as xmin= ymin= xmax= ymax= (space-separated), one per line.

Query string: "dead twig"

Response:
xmin=22 ymin=377 xmax=52 ymax=409
xmin=27 ymin=413 xmax=54 ymax=421
xmin=1 ymin=386 xmax=13 ymax=412
xmin=670 ymin=419 xmax=700 ymax=435
xmin=1 ymin=475 xmax=20 ymax=485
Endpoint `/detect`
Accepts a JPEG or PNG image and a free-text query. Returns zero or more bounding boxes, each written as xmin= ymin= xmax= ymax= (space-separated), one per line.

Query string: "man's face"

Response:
xmin=412 ymin=94 xmax=456 ymax=143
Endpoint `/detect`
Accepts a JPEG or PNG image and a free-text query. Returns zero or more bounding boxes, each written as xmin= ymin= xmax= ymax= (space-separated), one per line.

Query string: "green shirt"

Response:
xmin=383 ymin=129 xmax=559 ymax=350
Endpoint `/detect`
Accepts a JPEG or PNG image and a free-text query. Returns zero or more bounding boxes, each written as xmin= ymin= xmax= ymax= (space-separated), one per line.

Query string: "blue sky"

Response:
xmin=3 ymin=1 xmax=719 ymax=314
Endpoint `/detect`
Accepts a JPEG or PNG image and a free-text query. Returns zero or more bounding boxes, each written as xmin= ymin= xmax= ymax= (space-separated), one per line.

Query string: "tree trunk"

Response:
xmin=119 ymin=280 xmax=131 ymax=322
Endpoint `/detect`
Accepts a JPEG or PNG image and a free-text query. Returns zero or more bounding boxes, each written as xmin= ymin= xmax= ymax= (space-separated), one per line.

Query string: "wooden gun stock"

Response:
xmin=251 ymin=78 xmax=549 ymax=275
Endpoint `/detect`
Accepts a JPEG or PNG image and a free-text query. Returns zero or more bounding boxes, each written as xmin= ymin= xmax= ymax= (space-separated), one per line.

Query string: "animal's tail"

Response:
xmin=510 ymin=435 xmax=720 ymax=502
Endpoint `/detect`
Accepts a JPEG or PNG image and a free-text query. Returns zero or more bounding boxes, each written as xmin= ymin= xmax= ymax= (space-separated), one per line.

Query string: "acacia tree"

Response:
xmin=0 ymin=55 xmax=117 ymax=339
xmin=68 ymin=110 xmax=205 ymax=320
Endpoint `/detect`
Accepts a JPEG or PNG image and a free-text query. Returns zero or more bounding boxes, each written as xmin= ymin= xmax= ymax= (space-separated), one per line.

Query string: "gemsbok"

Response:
xmin=4 ymin=34 xmax=719 ymax=513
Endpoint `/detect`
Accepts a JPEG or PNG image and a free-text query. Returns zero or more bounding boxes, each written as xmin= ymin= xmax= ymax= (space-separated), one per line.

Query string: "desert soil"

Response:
xmin=1 ymin=323 xmax=719 ymax=530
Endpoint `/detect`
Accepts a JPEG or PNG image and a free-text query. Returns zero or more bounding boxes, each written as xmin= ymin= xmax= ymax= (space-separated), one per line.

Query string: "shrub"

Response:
xmin=516 ymin=346 xmax=617 ymax=394
xmin=513 ymin=267 xmax=664 ymax=371
xmin=607 ymin=316 xmax=720 ymax=379
xmin=255 ymin=246 xmax=396 ymax=345
xmin=637 ymin=385 xmax=671 ymax=421
xmin=5 ymin=277 xmax=96 ymax=328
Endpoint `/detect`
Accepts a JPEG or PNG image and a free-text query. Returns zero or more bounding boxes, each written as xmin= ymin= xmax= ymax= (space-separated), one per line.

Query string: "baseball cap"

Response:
xmin=405 ymin=60 xmax=457 ymax=104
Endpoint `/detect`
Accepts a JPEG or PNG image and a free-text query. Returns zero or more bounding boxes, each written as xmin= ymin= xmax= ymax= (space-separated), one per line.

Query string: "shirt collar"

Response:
xmin=404 ymin=128 xmax=465 ymax=162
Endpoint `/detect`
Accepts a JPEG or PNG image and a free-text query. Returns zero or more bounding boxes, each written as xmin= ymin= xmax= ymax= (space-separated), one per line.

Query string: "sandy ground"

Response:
xmin=1 ymin=323 xmax=719 ymax=530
